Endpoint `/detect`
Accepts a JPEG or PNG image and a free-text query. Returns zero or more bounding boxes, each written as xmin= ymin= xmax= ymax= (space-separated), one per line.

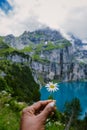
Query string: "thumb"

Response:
xmin=38 ymin=101 xmax=56 ymax=122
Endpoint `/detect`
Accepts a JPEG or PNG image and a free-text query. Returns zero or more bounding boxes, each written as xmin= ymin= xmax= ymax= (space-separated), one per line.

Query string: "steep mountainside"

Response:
xmin=0 ymin=37 xmax=40 ymax=102
xmin=4 ymin=27 xmax=63 ymax=49
xmin=1 ymin=27 xmax=87 ymax=85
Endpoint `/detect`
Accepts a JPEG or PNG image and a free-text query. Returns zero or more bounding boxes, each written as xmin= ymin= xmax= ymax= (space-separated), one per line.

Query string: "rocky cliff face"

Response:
xmin=2 ymin=27 xmax=87 ymax=84
xmin=31 ymin=46 xmax=87 ymax=83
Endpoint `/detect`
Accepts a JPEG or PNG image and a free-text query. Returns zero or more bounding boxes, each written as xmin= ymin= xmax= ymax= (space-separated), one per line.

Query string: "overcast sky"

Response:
xmin=0 ymin=0 xmax=87 ymax=40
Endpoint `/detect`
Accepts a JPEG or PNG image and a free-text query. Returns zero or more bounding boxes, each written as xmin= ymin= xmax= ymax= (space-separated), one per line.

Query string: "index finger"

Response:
xmin=32 ymin=100 xmax=53 ymax=111
xmin=23 ymin=100 xmax=53 ymax=114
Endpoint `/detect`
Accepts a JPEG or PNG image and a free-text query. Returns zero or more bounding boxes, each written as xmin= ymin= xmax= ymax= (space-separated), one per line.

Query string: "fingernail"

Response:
xmin=48 ymin=101 xmax=56 ymax=107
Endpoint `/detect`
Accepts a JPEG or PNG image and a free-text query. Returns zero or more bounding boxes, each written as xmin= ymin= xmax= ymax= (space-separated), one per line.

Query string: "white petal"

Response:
xmin=54 ymin=83 xmax=57 ymax=86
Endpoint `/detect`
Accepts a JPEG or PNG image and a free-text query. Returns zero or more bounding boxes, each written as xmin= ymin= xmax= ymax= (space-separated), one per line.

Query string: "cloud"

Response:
xmin=61 ymin=6 xmax=87 ymax=40
xmin=0 ymin=0 xmax=41 ymax=36
xmin=0 ymin=0 xmax=87 ymax=40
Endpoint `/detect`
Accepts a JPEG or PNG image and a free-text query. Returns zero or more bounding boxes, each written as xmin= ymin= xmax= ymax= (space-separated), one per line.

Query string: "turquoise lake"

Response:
xmin=40 ymin=81 xmax=87 ymax=119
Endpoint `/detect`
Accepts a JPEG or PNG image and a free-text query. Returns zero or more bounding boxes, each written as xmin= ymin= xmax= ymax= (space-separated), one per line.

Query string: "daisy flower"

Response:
xmin=45 ymin=82 xmax=59 ymax=92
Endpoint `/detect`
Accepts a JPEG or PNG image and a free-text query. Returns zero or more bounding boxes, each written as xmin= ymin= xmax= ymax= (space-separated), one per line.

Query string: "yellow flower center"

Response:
xmin=50 ymin=85 xmax=55 ymax=89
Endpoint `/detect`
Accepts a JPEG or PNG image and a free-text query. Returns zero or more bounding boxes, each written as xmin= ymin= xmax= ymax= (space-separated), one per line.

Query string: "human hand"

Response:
xmin=20 ymin=100 xmax=56 ymax=130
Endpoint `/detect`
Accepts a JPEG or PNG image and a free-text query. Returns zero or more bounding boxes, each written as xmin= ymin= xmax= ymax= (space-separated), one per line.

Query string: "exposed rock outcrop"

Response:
xmin=2 ymin=27 xmax=87 ymax=84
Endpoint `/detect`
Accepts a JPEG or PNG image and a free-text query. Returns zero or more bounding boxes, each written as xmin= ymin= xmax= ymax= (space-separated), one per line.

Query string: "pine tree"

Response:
xmin=64 ymin=98 xmax=81 ymax=130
